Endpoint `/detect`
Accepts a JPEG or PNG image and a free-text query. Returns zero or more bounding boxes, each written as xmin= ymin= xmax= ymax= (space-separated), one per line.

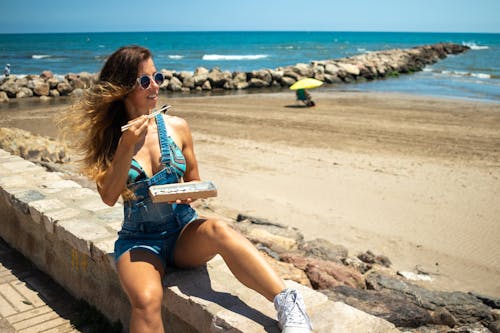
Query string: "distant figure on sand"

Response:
xmin=3 ymin=64 xmax=10 ymax=77
xmin=296 ymin=88 xmax=315 ymax=107
xmin=63 ymin=45 xmax=312 ymax=333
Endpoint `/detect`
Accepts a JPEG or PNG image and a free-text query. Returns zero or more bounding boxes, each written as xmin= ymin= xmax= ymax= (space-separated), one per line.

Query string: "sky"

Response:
xmin=0 ymin=0 xmax=499 ymax=34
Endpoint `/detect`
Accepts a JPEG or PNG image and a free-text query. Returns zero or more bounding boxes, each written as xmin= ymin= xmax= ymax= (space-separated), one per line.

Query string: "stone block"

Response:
xmin=75 ymin=196 xmax=111 ymax=212
xmin=2 ymin=160 xmax=43 ymax=175
xmin=102 ymin=219 xmax=122 ymax=233
xmin=4 ymin=305 xmax=52 ymax=324
xmin=0 ymin=174 xmax=29 ymax=189
xmin=0 ymin=149 xmax=11 ymax=157
xmin=7 ymin=190 xmax=46 ymax=215
xmin=246 ymin=228 xmax=299 ymax=250
xmin=28 ymin=198 xmax=66 ymax=224
xmin=55 ymin=218 xmax=112 ymax=256
xmin=92 ymin=235 xmax=118 ymax=257
xmin=0 ymin=289 xmax=18 ymax=316
xmin=214 ymin=307 xmax=280 ymax=332
xmin=11 ymin=281 xmax=46 ymax=307
xmin=311 ymin=301 xmax=401 ymax=333
xmin=164 ymin=285 xmax=220 ymax=330
xmin=206 ymin=254 xmax=226 ymax=270
xmin=91 ymin=237 xmax=116 ymax=262
xmin=95 ymin=207 xmax=123 ymax=227
xmin=42 ymin=207 xmax=81 ymax=233
xmin=56 ymin=187 xmax=95 ymax=200
xmin=38 ymin=179 xmax=81 ymax=194
xmin=0 ymin=283 xmax=34 ymax=312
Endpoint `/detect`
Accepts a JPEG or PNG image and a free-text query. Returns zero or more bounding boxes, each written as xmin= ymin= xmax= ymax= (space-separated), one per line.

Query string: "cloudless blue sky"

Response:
xmin=1 ymin=0 xmax=499 ymax=33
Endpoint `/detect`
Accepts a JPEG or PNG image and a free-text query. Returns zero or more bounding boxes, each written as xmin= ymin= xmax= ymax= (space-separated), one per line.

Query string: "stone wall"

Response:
xmin=0 ymin=148 xmax=401 ymax=332
xmin=0 ymin=43 xmax=469 ymax=103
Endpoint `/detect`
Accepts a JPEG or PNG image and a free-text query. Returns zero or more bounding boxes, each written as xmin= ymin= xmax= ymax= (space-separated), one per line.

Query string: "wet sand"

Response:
xmin=1 ymin=91 xmax=499 ymax=297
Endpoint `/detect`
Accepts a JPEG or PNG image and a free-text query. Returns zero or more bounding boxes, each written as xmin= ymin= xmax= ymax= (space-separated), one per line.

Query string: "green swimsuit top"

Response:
xmin=127 ymin=135 xmax=186 ymax=184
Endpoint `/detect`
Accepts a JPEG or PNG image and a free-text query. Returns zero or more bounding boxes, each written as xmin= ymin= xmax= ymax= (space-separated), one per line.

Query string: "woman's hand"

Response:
xmin=97 ymin=115 xmax=150 ymax=206
xmin=170 ymin=197 xmax=196 ymax=205
xmin=121 ymin=115 xmax=150 ymax=147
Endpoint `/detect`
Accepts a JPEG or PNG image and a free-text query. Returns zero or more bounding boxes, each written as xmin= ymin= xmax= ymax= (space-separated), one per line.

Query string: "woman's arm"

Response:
xmin=175 ymin=117 xmax=200 ymax=182
xmin=97 ymin=116 xmax=150 ymax=206
xmin=167 ymin=115 xmax=201 ymax=183
xmin=167 ymin=116 xmax=201 ymax=204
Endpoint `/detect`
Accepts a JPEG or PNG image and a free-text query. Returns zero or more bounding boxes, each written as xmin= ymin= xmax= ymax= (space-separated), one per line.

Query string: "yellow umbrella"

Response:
xmin=289 ymin=78 xmax=324 ymax=90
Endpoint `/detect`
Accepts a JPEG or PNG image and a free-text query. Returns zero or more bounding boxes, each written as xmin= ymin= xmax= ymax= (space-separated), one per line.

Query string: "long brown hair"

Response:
xmin=61 ymin=45 xmax=152 ymax=188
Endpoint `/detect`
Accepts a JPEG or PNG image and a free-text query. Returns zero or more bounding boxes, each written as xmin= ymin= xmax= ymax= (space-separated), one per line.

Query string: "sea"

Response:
xmin=0 ymin=31 xmax=499 ymax=102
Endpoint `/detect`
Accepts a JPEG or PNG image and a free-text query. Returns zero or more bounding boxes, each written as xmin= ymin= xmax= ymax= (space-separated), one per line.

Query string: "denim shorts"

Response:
xmin=114 ymin=201 xmax=198 ymax=268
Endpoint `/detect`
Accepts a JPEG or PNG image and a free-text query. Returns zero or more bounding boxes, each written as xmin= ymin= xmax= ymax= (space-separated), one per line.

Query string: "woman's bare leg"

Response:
xmin=174 ymin=218 xmax=285 ymax=301
xmin=117 ymin=249 xmax=165 ymax=333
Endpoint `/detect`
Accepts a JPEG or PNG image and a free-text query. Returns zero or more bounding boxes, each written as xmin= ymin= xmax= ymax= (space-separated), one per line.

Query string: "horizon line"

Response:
xmin=1 ymin=29 xmax=499 ymax=35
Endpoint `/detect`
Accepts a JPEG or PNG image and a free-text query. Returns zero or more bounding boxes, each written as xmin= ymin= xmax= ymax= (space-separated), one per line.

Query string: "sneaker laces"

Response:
xmin=275 ymin=289 xmax=312 ymax=329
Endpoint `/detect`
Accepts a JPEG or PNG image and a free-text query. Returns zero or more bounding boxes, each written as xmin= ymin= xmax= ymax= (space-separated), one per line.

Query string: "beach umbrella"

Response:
xmin=289 ymin=78 xmax=324 ymax=90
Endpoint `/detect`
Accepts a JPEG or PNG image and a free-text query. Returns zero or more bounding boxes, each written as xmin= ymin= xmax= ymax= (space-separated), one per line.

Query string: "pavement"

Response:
xmin=0 ymin=237 xmax=103 ymax=333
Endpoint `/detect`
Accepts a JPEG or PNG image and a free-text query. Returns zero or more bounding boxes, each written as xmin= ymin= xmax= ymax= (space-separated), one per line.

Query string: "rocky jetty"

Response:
xmin=0 ymin=43 xmax=469 ymax=103
xmin=0 ymin=127 xmax=69 ymax=164
xmin=232 ymin=213 xmax=500 ymax=333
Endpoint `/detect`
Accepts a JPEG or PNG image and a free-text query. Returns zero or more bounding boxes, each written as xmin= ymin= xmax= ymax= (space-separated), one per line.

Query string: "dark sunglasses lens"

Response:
xmin=154 ymin=72 xmax=164 ymax=85
xmin=139 ymin=75 xmax=151 ymax=89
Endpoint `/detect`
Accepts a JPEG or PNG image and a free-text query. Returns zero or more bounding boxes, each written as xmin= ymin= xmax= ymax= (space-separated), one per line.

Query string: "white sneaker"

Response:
xmin=274 ymin=288 xmax=313 ymax=333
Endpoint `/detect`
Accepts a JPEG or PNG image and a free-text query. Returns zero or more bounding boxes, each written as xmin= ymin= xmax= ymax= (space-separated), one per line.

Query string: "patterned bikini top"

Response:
xmin=127 ymin=114 xmax=186 ymax=184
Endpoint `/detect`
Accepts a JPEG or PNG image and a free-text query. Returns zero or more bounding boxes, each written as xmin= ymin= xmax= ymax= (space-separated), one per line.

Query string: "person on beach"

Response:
xmin=296 ymin=88 xmax=315 ymax=107
xmin=64 ymin=45 xmax=312 ymax=333
xmin=3 ymin=64 xmax=10 ymax=77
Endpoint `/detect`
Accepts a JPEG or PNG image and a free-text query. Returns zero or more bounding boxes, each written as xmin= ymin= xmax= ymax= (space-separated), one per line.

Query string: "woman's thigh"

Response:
xmin=116 ymin=249 xmax=165 ymax=306
xmin=173 ymin=218 xmax=221 ymax=268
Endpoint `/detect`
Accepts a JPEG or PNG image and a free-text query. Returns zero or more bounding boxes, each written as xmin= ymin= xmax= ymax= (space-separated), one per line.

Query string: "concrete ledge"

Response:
xmin=0 ymin=149 xmax=401 ymax=332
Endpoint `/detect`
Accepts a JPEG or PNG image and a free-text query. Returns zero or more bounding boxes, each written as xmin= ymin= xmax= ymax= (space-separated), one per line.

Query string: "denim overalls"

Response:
xmin=114 ymin=114 xmax=198 ymax=267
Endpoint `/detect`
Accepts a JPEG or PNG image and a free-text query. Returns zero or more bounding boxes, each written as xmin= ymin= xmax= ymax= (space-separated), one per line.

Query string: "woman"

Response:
xmin=67 ymin=45 xmax=312 ymax=333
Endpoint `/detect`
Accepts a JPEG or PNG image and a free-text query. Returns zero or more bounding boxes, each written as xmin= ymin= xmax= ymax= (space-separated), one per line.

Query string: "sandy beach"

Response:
xmin=1 ymin=91 xmax=499 ymax=297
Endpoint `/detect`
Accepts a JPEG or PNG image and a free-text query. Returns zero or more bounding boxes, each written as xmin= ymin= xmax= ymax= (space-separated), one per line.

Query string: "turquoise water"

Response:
xmin=0 ymin=31 xmax=499 ymax=102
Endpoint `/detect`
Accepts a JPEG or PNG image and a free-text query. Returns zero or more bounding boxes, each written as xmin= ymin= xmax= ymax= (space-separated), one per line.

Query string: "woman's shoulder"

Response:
xmin=162 ymin=114 xmax=190 ymax=134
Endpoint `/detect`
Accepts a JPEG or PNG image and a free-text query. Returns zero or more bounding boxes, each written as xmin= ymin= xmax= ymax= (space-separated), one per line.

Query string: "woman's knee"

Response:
xmin=129 ymin=287 xmax=163 ymax=312
xmin=205 ymin=219 xmax=237 ymax=243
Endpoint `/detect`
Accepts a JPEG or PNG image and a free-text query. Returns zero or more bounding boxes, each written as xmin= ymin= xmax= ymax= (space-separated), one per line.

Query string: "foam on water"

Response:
xmin=32 ymin=54 xmax=51 ymax=59
xmin=202 ymin=54 xmax=268 ymax=61
xmin=462 ymin=42 xmax=489 ymax=50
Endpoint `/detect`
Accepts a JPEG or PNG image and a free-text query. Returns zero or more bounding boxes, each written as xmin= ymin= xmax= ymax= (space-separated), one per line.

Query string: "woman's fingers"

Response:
xmin=121 ymin=116 xmax=150 ymax=146
xmin=169 ymin=198 xmax=194 ymax=205
xmin=129 ymin=115 xmax=149 ymax=131
xmin=135 ymin=116 xmax=150 ymax=133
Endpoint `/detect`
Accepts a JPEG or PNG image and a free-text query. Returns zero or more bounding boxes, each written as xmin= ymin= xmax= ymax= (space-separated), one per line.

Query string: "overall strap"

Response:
xmin=155 ymin=114 xmax=171 ymax=165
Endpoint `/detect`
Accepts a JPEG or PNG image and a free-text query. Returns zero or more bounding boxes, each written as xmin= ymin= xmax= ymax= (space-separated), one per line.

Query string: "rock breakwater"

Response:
xmin=0 ymin=43 xmax=469 ymax=103
xmin=234 ymin=213 xmax=500 ymax=333
xmin=0 ymin=127 xmax=69 ymax=164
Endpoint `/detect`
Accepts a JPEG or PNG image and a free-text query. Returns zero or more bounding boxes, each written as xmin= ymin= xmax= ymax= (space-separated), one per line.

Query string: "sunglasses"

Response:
xmin=136 ymin=72 xmax=164 ymax=89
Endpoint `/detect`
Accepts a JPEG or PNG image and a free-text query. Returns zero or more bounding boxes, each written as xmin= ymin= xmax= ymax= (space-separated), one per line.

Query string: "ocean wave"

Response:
xmin=32 ymin=54 xmax=51 ymax=59
xmin=471 ymin=73 xmax=491 ymax=79
xmin=357 ymin=48 xmax=373 ymax=54
xmin=438 ymin=70 xmax=492 ymax=79
xmin=168 ymin=55 xmax=184 ymax=59
xmin=462 ymin=42 xmax=489 ymax=50
xmin=202 ymin=54 xmax=268 ymax=61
